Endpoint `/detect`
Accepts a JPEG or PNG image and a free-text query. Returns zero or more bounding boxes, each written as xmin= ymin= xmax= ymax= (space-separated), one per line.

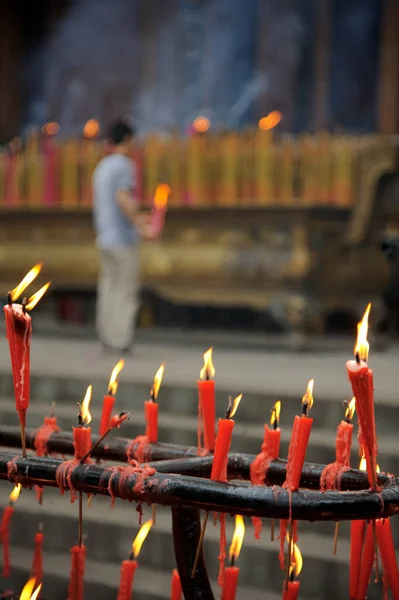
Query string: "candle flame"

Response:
xmin=154 ymin=184 xmax=171 ymax=209
xmin=200 ymin=347 xmax=215 ymax=380
xmin=258 ymin=111 xmax=282 ymax=131
xmin=345 ymin=397 xmax=356 ymax=421
xmin=229 ymin=515 xmax=245 ymax=562
xmin=25 ymin=282 xmax=51 ymax=311
xmin=286 ymin=536 xmax=303 ymax=578
xmin=81 ymin=385 xmax=92 ymax=425
xmin=359 ymin=451 xmax=380 ymax=473
xmin=131 ymin=519 xmax=153 ymax=558
xmin=108 ymin=359 xmax=125 ymax=395
xmin=10 ymin=264 xmax=42 ymax=301
xmin=270 ymin=400 xmax=281 ymax=427
xmin=354 ymin=303 xmax=371 ymax=362
xmin=20 ymin=578 xmax=41 ymax=600
xmin=83 ymin=119 xmax=100 ymax=138
xmin=9 ymin=483 xmax=21 ymax=504
xmin=193 ymin=116 xmax=211 ymax=133
xmin=227 ymin=394 xmax=242 ymax=419
xmin=302 ymin=379 xmax=314 ymax=411
xmin=150 ymin=364 xmax=165 ymax=401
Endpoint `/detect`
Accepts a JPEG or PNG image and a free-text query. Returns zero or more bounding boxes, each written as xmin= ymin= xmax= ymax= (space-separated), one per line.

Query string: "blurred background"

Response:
xmin=0 ymin=0 xmax=399 ymax=598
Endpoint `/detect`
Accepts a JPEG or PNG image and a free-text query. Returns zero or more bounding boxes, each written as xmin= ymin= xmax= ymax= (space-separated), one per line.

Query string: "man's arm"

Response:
xmin=117 ymin=189 xmax=156 ymax=240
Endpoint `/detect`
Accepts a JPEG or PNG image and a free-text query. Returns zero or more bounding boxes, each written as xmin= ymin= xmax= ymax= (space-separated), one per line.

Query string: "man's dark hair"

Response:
xmin=108 ymin=120 xmax=135 ymax=145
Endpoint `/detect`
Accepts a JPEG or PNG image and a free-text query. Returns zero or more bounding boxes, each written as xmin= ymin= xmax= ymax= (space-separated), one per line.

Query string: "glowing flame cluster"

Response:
xmin=131 ymin=519 xmax=153 ymax=558
xmin=80 ymin=385 xmax=92 ymax=425
xmin=258 ymin=111 xmax=282 ymax=131
xmin=9 ymin=483 xmax=21 ymax=504
xmin=270 ymin=400 xmax=281 ymax=427
xmin=192 ymin=116 xmax=211 ymax=133
xmin=354 ymin=303 xmax=371 ymax=362
xmin=41 ymin=122 xmax=59 ymax=136
xmin=229 ymin=515 xmax=245 ymax=562
xmin=286 ymin=535 xmax=303 ymax=578
xmin=83 ymin=119 xmax=100 ymax=138
xmin=154 ymin=184 xmax=171 ymax=209
xmin=21 ymin=577 xmax=42 ymax=600
xmin=151 ymin=364 xmax=165 ymax=401
xmin=10 ymin=264 xmax=51 ymax=311
xmin=359 ymin=451 xmax=380 ymax=473
xmin=200 ymin=347 xmax=216 ymax=380
xmin=345 ymin=397 xmax=356 ymax=422
xmin=108 ymin=359 xmax=125 ymax=396
xmin=302 ymin=379 xmax=314 ymax=410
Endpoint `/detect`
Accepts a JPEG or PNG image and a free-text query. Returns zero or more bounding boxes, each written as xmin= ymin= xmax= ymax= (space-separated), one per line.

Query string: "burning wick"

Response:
xmin=200 ymin=347 xmax=215 ymax=382
xmin=149 ymin=364 xmax=164 ymax=403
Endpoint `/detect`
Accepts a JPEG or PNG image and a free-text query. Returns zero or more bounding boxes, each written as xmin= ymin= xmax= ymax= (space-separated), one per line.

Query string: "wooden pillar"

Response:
xmin=377 ymin=0 xmax=399 ymax=134
xmin=0 ymin=5 xmax=22 ymax=142
xmin=313 ymin=0 xmax=332 ymax=131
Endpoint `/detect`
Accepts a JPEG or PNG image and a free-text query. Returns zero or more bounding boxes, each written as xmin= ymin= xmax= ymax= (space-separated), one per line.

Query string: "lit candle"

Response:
xmin=73 ymin=386 xmax=93 ymax=461
xmin=250 ymin=401 xmax=281 ymax=538
xmin=320 ymin=397 xmax=355 ymax=491
xmin=30 ymin=525 xmax=44 ymax=597
xmin=197 ymin=347 xmax=216 ymax=452
xmin=222 ymin=515 xmax=245 ymax=600
xmin=117 ymin=519 xmax=153 ymax=600
xmin=151 ymin=184 xmax=170 ymax=236
xmin=375 ymin=518 xmax=399 ymax=598
xmin=211 ymin=395 xmax=242 ymax=482
xmin=20 ymin=577 xmax=42 ymax=600
xmin=1 ymin=484 xmax=21 ymax=578
xmin=145 ymin=364 xmax=164 ymax=444
xmin=281 ymin=540 xmax=303 ymax=600
xmin=3 ymin=264 xmax=50 ymax=456
xmin=68 ymin=544 xmax=86 ymax=600
xmin=99 ymin=359 xmax=124 ymax=436
xmin=170 ymin=569 xmax=182 ymax=600
xmin=346 ymin=304 xmax=378 ymax=489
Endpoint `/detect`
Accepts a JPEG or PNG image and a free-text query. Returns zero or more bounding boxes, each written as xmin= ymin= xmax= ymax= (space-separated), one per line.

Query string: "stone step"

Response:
xmin=0 ymin=487 xmax=387 ymax=600
xmin=0 ymin=397 xmax=398 ymax=479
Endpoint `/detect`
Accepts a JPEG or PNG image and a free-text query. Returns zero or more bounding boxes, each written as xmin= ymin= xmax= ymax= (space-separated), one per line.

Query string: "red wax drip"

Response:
xmin=376 ymin=518 xmax=399 ymax=598
xmin=197 ymin=379 xmax=216 ymax=452
xmin=125 ymin=436 xmax=151 ymax=464
xmin=250 ymin=424 xmax=281 ymax=539
xmin=67 ymin=544 xmax=86 ymax=600
xmin=346 ymin=360 xmax=377 ymax=486
xmin=0 ymin=506 xmax=14 ymax=578
xmin=109 ymin=412 xmax=129 ymax=431
xmin=31 ymin=532 xmax=44 ymax=596
xmin=100 ymin=462 xmax=156 ymax=508
xmin=145 ymin=401 xmax=158 ymax=443
xmin=56 ymin=459 xmax=81 ymax=503
xmin=281 ymin=580 xmax=300 ymax=600
xmin=218 ymin=513 xmax=227 ymax=589
xmin=171 ymin=569 xmax=182 ymax=600
xmin=349 ymin=519 xmax=366 ymax=599
xmin=116 ymin=559 xmax=138 ymax=600
xmin=320 ymin=420 xmax=353 ymax=491
xmin=356 ymin=521 xmax=375 ymax=600
xmin=211 ymin=419 xmax=234 ymax=482
xmin=3 ymin=304 xmax=32 ymax=417
xmin=222 ymin=566 xmax=239 ymax=600
xmin=99 ymin=395 xmax=115 ymax=436
xmin=34 ymin=416 xmax=61 ymax=457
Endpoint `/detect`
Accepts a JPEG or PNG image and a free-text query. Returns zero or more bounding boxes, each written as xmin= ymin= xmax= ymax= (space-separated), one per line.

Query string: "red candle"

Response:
xmin=1 ymin=484 xmax=21 ymax=578
xmin=346 ymin=304 xmax=378 ymax=488
xmin=151 ymin=184 xmax=170 ymax=236
xmin=284 ymin=379 xmax=314 ymax=492
xmin=3 ymin=265 xmax=50 ymax=450
xmin=251 ymin=400 xmax=281 ymax=485
xmin=376 ymin=518 xmax=399 ymax=598
xmin=281 ymin=540 xmax=302 ymax=600
xmin=170 ymin=569 xmax=182 ymax=600
xmin=211 ymin=395 xmax=242 ymax=482
xmin=320 ymin=398 xmax=355 ymax=491
xmin=197 ymin=347 xmax=216 ymax=452
xmin=356 ymin=521 xmax=375 ymax=600
xmin=73 ymin=386 xmax=92 ymax=461
xmin=31 ymin=529 xmax=44 ymax=594
xmin=222 ymin=515 xmax=245 ymax=600
xmin=145 ymin=364 xmax=164 ymax=444
xmin=34 ymin=414 xmax=61 ymax=457
xmin=99 ymin=359 xmax=124 ymax=436
xmin=349 ymin=519 xmax=366 ymax=599
xmin=117 ymin=519 xmax=153 ymax=600
xmin=67 ymin=544 xmax=86 ymax=600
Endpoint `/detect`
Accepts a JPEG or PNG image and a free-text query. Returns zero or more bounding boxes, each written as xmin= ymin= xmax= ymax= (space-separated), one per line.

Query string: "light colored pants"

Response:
xmin=96 ymin=246 xmax=140 ymax=350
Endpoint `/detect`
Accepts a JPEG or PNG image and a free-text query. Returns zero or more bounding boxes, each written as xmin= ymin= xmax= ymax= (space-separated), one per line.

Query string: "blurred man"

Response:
xmin=93 ymin=119 xmax=153 ymax=354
